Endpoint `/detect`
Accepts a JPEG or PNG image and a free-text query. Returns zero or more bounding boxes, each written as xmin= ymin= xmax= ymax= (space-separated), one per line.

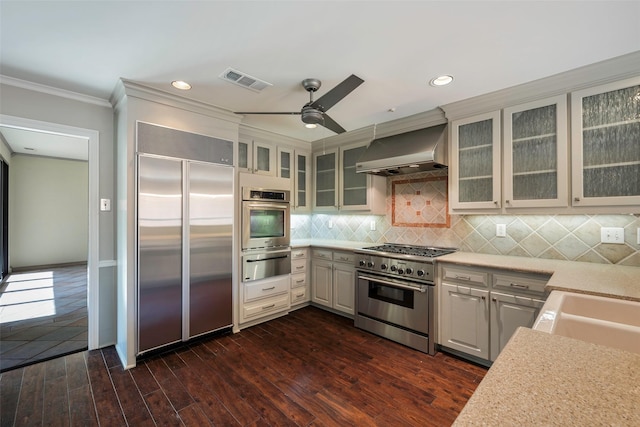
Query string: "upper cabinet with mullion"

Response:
xmin=503 ymin=95 xmax=568 ymax=208
xmin=571 ymin=76 xmax=640 ymax=207
xmin=450 ymin=111 xmax=501 ymax=210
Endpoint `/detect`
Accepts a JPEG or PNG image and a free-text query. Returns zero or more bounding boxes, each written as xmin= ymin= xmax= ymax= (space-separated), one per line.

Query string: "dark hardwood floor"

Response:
xmin=0 ymin=306 xmax=487 ymax=426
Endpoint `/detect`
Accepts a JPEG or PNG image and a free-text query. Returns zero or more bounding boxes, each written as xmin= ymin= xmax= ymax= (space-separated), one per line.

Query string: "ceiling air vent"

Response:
xmin=219 ymin=67 xmax=272 ymax=93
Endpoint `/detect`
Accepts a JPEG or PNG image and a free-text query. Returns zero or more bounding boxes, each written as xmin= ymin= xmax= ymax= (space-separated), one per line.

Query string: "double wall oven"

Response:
xmin=355 ymin=244 xmax=457 ymax=355
xmin=241 ymin=187 xmax=291 ymax=281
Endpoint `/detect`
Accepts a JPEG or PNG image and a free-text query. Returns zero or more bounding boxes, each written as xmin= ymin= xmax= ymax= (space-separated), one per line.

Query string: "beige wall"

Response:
xmin=9 ymin=154 xmax=88 ymax=268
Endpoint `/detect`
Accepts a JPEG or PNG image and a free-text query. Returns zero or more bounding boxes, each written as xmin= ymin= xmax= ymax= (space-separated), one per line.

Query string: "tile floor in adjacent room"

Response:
xmin=0 ymin=264 xmax=88 ymax=372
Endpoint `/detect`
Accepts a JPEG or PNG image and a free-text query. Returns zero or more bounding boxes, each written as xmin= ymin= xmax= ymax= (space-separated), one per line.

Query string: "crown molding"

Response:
xmin=310 ymin=107 xmax=447 ymax=151
xmin=0 ymin=75 xmax=112 ymax=108
xmin=239 ymin=123 xmax=310 ymax=148
xmin=441 ymin=51 xmax=640 ymax=120
xmin=116 ymin=79 xmax=242 ymax=124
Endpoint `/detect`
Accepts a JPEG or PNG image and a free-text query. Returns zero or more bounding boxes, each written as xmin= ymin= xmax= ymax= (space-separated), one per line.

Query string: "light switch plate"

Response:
xmin=496 ymin=224 xmax=506 ymax=237
xmin=601 ymin=227 xmax=624 ymax=244
xmin=100 ymin=198 xmax=111 ymax=212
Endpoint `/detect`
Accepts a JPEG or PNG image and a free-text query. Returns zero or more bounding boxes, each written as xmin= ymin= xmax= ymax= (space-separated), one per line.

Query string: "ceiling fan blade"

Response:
xmin=310 ymin=74 xmax=364 ymax=112
xmin=320 ymin=113 xmax=347 ymax=134
xmin=235 ymin=111 xmax=302 ymax=115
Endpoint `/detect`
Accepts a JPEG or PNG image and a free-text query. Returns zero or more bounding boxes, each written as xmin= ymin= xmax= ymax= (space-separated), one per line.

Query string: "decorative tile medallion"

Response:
xmin=391 ymin=176 xmax=450 ymax=227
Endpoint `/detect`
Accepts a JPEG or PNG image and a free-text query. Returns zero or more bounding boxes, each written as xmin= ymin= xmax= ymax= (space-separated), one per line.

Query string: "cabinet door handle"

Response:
xmin=295 ymin=293 xmax=304 ymax=298
xmin=295 ymin=279 xmax=305 ymax=284
xmin=492 ymin=298 xmax=497 ymax=302
xmin=262 ymin=286 xmax=276 ymax=291
xmin=455 ymin=275 xmax=471 ymax=280
xmin=509 ymin=283 xmax=529 ymax=290
xmin=574 ymin=197 xmax=581 ymax=202
xmin=295 ymin=265 xmax=304 ymax=270
xmin=262 ymin=304 xmax=275 ymax=310
xmin=481 ymin=296 xmax=486 ymax=300
xmin=505 ymin=200 xmax=510 ymax=204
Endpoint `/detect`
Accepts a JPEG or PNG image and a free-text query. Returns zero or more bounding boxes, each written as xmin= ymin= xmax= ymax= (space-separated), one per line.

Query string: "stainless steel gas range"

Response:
xmin=354 ymin=244 xmax=457 ymax=355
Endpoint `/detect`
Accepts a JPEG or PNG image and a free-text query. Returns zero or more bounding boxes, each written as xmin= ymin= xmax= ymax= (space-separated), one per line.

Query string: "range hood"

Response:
xmin=355 ymin=124 xmax=448 ymax=176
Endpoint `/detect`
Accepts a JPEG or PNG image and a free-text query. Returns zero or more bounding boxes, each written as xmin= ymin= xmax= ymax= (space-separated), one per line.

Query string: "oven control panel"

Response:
xmin=356 ymin=255 xmax=434 ymax=283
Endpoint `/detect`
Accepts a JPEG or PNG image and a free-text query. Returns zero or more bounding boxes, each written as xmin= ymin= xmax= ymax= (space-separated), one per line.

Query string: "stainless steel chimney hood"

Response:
xmin=355 ymin=124 xmax=448 ymax=176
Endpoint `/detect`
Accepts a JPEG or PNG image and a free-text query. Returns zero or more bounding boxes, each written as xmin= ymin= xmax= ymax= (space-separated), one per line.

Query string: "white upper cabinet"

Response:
xmin=503 ymin=95 xmax=569 ymax=208
xmin=238 ymin=139 xmax=276 ymax=176
xmin=450 ymin=111 xmax=501 ymax=210
xmin=293 ymin=150 xmax=312 ymax=212
xmin=313 ymin=142 xmax=385 ymax=213
xmin=277 ymin=146 xmax=292 ymax=180
xmin=571 ymin=76 xmax=640 ymax=207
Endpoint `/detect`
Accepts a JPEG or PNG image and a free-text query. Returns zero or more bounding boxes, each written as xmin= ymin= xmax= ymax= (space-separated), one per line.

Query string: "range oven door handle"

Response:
xmin=246 ymin=255 xmax=290 ymax=262
xmin=358 ymin=275 xmax=428 ymax=293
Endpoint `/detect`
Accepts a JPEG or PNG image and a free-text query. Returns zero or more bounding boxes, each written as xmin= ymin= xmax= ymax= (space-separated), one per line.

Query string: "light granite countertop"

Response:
xmin=437 ymin=251 xmax=640 ymax=302
xmin=290 ymin=239 xmax=371 ymax=251
xmin=453 ymin=327 xmax=640 ymax=426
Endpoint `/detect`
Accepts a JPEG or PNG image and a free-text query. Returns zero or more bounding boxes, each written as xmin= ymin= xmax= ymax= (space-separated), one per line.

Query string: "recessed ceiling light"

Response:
xmin=305 ymin=123 xmax=317 ymax=129
xmin=429 ymin=75 xmax=453 ymax=87
xmin=171 ymin=80 xmax=192 ymax=90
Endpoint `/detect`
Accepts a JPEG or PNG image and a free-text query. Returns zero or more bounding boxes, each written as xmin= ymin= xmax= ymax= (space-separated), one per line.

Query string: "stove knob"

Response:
xmin=359 ymin=260 xmax=366 ymax=267
xmin=405 ymin=267 xmax=413 ymax=275
xmin=390 ymin=265 xmax=397 ymax=272
xmin=417 ymin=269 xmax=425 ymax=277
xmin=397 ymin=268 xmax=404 ymax=275
xmin=367 ymin=261 xmax=375 ymax=268
xmin=380 ymin=263 xmax=388 ymax=270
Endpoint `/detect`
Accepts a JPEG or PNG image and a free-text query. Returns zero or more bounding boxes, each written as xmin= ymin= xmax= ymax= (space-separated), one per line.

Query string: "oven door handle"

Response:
xmin=246 ymin=255 xmax=290 ymax=263
xmin=358 ymin=275 xmax=427 ymax=293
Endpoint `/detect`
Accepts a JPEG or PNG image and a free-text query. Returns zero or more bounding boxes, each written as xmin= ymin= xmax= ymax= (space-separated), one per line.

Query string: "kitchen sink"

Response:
xmin=533 ymin=291 xmax=640 ymax=354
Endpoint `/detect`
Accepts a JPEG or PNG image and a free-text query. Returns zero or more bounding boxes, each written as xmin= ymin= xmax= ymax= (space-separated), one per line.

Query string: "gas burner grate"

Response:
xmin=362 ymin=244 xmax=457 ymax=258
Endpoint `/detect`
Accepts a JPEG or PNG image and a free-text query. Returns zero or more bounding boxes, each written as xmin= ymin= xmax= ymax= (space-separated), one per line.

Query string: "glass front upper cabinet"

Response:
xmin=503 ymin=95 xmax=568 ymax=208
xmin=571 ymin=77 xmax=640 ymax=207
xmin=314 ymin=149 xmax=338 ymax=209
xmin=451 ymin=111 xmax=501 ymax=209
xmin=341 ymin=144 xmax=368 ymax=209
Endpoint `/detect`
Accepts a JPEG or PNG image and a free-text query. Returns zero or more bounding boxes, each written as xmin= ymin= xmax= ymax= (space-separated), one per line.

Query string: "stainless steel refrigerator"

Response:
xmin=137 ymin=154 xmax=233 ymax=354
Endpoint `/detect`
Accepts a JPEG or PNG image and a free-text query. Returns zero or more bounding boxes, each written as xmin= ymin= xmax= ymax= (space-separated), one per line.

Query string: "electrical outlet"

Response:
xmin=370 ymin=220 xmax=376 ymax=231
xmin=496 ymin=224 xmax=506 ymax=237
xmin=637 ymin=228 xmax=640 ymax=245
xmin=600 ymin=227 xmax=624 ymax=244
xmin=328 ymin=220 xmax=333 ymax=229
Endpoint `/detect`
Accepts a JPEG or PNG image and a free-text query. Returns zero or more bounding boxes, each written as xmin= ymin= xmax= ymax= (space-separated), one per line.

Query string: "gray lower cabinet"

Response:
xmin=439 ymin=264 xmax=548 ymax=363
xmin=311 ymin=249 xmax=355 ymax=316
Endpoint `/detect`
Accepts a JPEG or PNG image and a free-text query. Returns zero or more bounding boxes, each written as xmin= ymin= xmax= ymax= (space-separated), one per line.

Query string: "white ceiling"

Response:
xmin=0 ymin=126 xmax=88 ymax=161
xmin=1 ymin=1 xmax=639 ymax=142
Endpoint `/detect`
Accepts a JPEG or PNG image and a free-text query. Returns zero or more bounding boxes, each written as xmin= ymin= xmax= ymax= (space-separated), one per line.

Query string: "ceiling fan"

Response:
xmin=236 ymin=74 xmax=364 ymax=134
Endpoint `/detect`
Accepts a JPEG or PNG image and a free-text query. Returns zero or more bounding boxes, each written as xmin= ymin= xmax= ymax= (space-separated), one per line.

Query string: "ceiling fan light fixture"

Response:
xmin=171 ymin=80 xmax=192 ymax=90
xmin=429 ymin=75 xmax=453 ymax=87
xmin=305 ymin=123 xmax=317 ymax=129
xmin=301 ymin=106 xmax=323 ymax=125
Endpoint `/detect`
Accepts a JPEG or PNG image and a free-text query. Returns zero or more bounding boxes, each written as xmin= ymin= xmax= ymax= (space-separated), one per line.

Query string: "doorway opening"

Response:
xmin=0 ymin=115 xmax=99 ymax=372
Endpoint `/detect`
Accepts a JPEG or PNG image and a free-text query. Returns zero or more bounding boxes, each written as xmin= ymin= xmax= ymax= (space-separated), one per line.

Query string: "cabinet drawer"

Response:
xmin=291 ymin=248 xmax=308 ymax=259
xmin=291 ymin=286 xmax=309 ymax=304
xmin=244 ymin=276 xmax=289 ymax=302
xmin=291 ymin=259 xmax=307 ymax=274
xmin=291 ymin=272 xmax=307 ymax=288
xmin=493 ymin=273 xmax=548 ymax=295
xmin=243 ymin=294 xmax=289 ymax=319
xmin=312 ymin=249 xmax=332 ymax=260
xmin=333 ymin=251 xmax=355 ymax=264
xmin=442 ymin=266 xmax=488 ymax=287
xmin=491 ymin=291 xmax=545 ymax=308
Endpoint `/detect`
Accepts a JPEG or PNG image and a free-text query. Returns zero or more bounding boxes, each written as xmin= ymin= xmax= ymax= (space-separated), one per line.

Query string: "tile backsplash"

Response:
xmin=291 ymin=171 xmax=640 ymax=266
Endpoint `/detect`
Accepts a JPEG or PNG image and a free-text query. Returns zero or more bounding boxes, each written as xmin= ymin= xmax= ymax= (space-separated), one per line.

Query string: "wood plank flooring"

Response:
xmin=0 ymin=306 xmax=487 ymax=426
